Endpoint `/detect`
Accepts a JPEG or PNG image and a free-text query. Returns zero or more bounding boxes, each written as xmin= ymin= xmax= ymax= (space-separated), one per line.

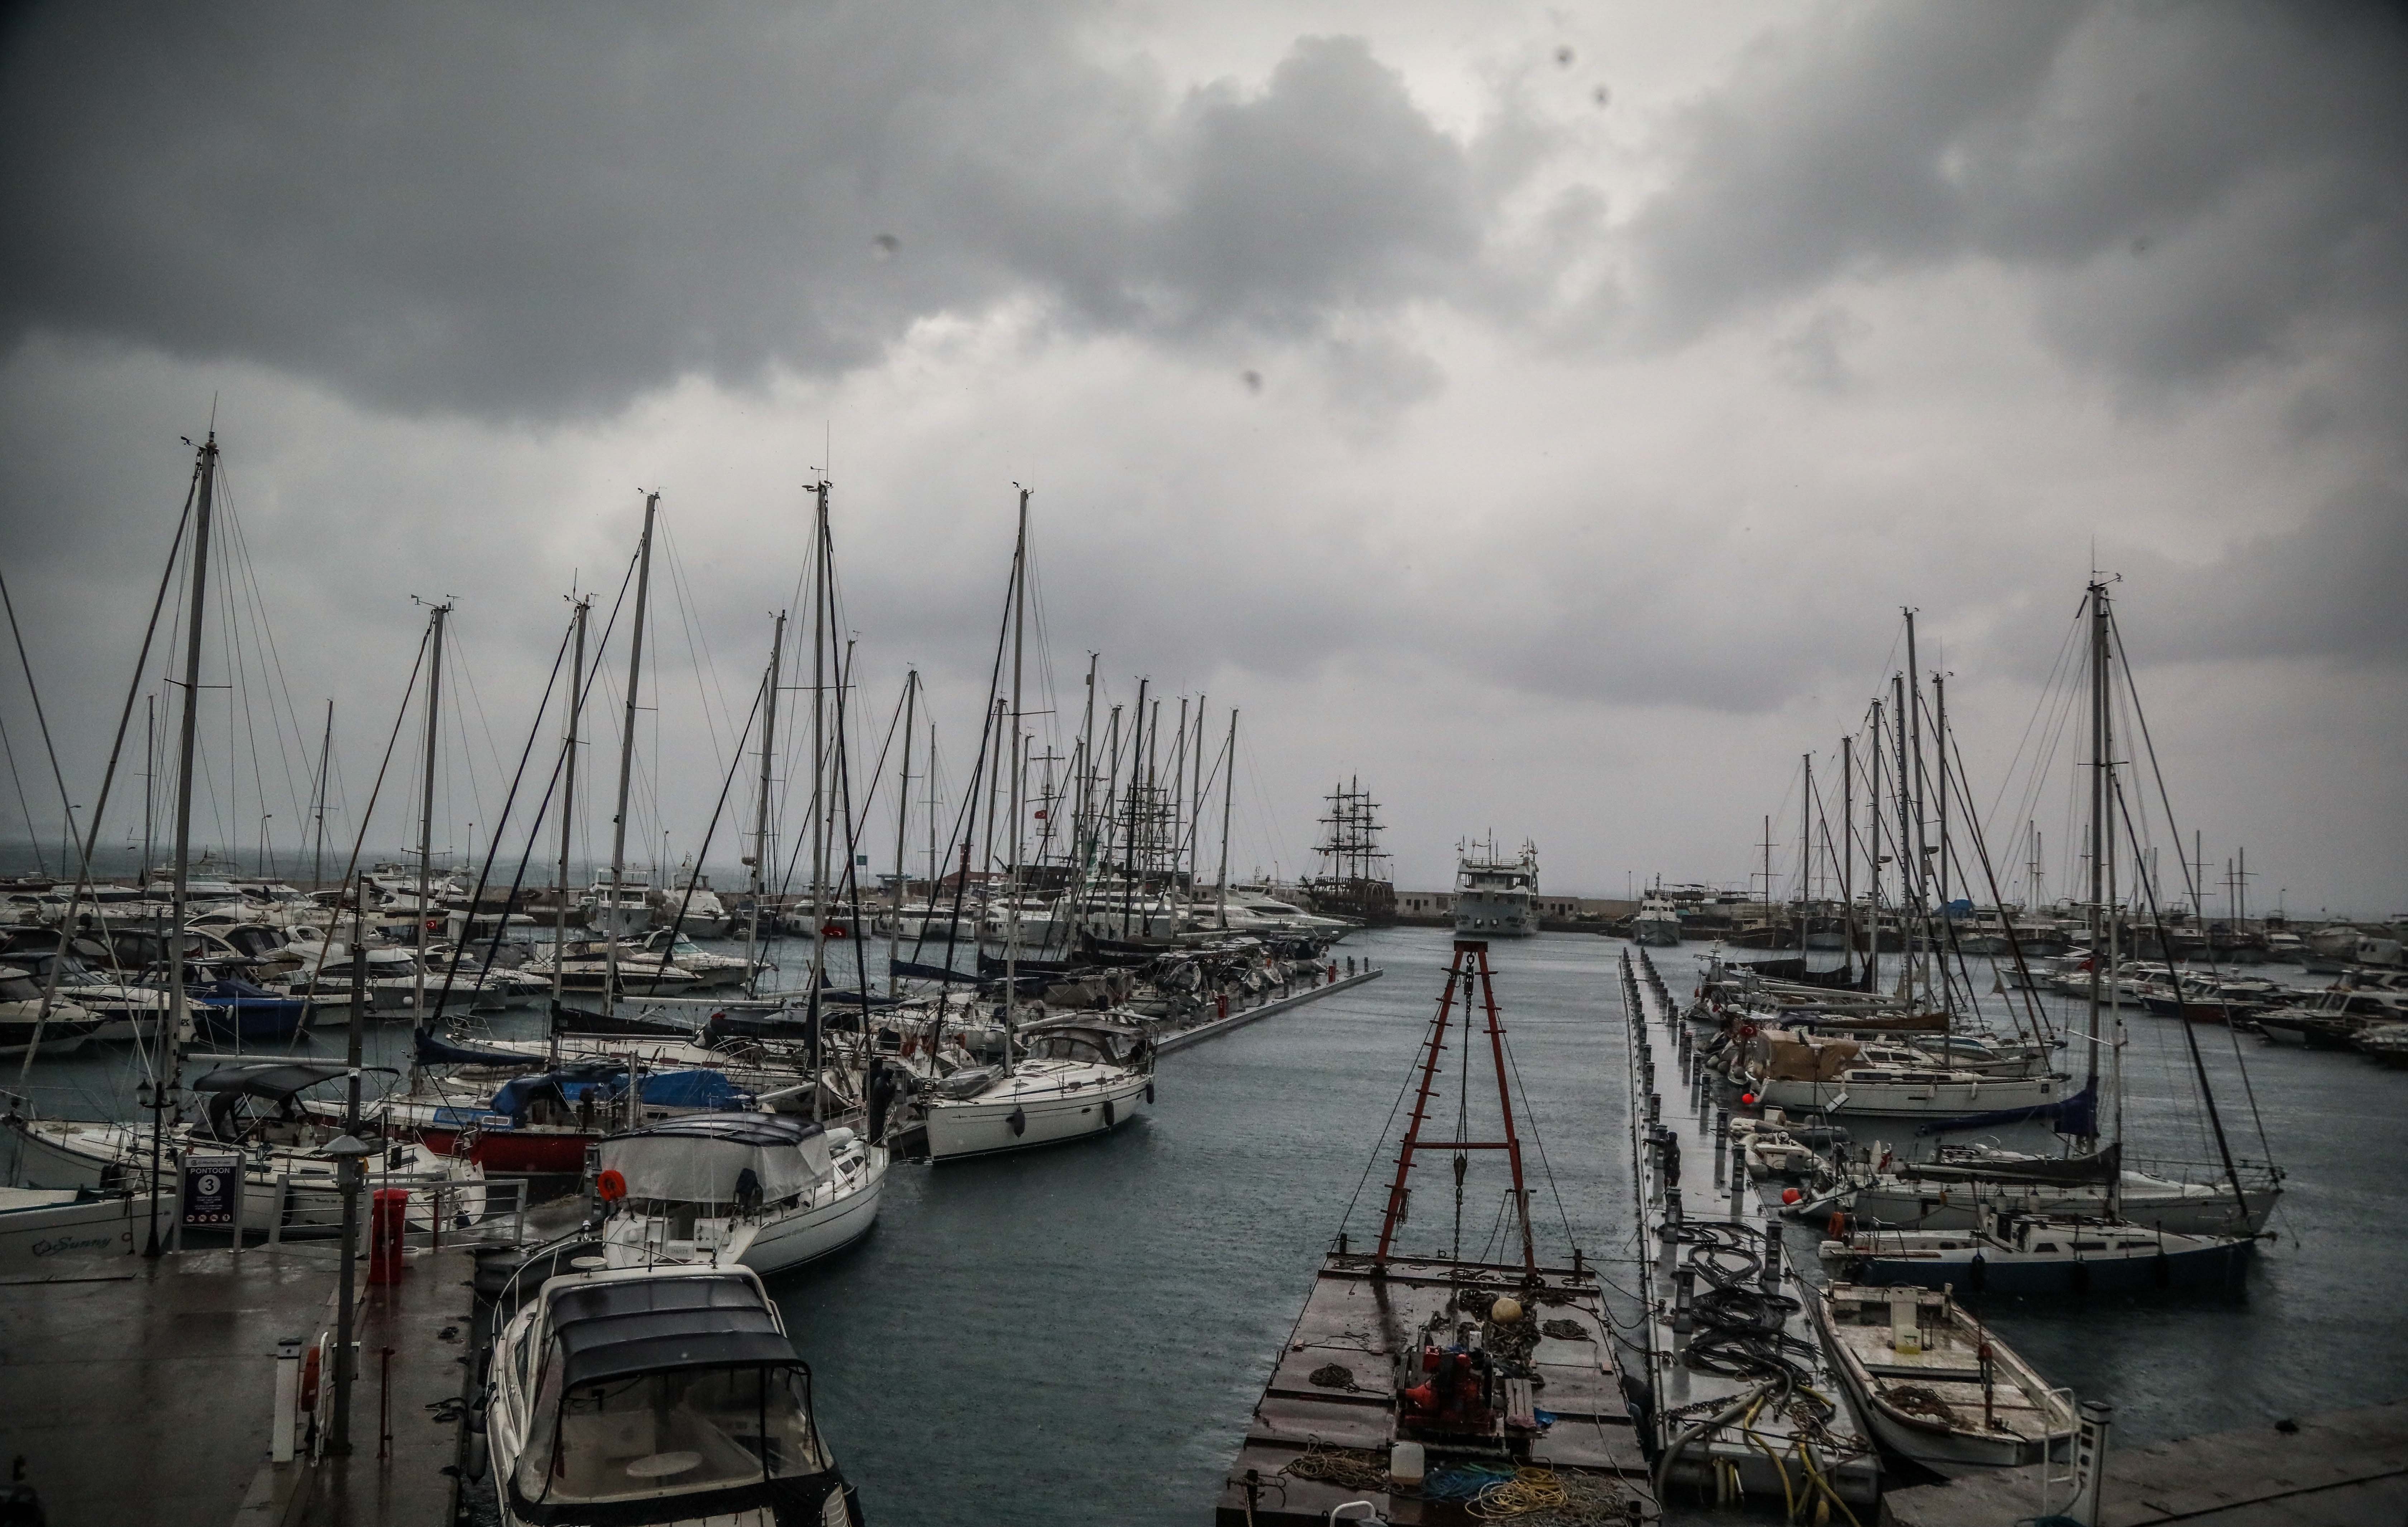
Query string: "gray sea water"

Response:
xmin=12 ymin=926 xmax=2405 ymax=1524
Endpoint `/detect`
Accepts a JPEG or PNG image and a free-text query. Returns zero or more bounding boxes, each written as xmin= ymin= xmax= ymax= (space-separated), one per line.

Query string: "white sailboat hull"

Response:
xmin=1760 ymin=1072 xmax=2065 ymax=1118
xmin=5 ymin=1119 xmax=485 ymax=1233
xmin=1847 ymin=1173 xmax=2279 ymax=1237
xmin=735 ymin=1161 xmax=884 ymax=1274
xmin=0 ymin=1189 xmax=138 ymax=1273
xmin=923 ymin=1069 xmax=1151 ymax=1161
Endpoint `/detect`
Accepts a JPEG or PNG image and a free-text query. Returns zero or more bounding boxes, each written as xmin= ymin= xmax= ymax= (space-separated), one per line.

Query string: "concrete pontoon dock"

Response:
xmin=1619 ymin=947 xmax=1883 ymax=1511
xmin=0 ymin=1237 xmax=483 ymax=1527
xmin=1883 ymin=1399 xmax=2408 ymax=1526
xmin=1152 ymin=965 xmax=1384 ymax=1055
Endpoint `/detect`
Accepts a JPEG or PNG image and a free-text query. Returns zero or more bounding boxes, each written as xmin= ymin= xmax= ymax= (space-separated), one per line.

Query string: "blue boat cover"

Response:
xmin=487 ymin=1066 xmax=754 ymax=1121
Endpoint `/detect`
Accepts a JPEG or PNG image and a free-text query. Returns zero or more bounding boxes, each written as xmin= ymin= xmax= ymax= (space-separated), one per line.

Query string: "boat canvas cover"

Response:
xmin=194 ymin=1061 xmax=375 ymax=1100
xmin=549 ymin=1273 xmax=796 ymax=1388
xmin=598 ymin=1113 xmax=829 ymax=1203
xmin=1756 ymin=1031 xmax=1862 ymax=1082
xmin=1897 ymin=1141 xmax=2121 ymax=1188
xmin=415 ymin=1027 xmax=540 ymax=1069
xmin=1734 ymin=956 xmax=1872 ymax=992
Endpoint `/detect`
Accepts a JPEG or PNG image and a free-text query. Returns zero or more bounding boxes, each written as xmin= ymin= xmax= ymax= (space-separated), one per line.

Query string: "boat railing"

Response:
xmin=2030 ymin=1383 xmax=2083 ymax=1518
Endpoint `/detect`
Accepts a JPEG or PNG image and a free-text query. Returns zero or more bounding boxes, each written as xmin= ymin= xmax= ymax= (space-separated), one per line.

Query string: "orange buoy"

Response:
xmin=596 ymin=1168 xmax=628 ymax=1202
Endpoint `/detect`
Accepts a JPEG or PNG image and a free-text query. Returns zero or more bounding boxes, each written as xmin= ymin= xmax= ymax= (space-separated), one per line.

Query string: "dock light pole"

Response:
xmin=325 ymin=1131 xmax=372 ymax=1455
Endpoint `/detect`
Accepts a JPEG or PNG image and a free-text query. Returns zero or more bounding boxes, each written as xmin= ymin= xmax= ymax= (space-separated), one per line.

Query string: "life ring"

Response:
xmin=1738 ymin=1024 xmax=1759 ymax=1039
xmin=299 ymin=1343 xmax=322 ymax=1412
xmin=1826 ymin=1211 xmax=1849 ymax=1239
xmin=596 ymin=1169 xmax=627 ymax=1202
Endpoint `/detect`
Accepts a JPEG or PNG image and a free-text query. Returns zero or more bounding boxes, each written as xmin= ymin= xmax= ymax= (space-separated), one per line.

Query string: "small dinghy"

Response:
xmin=1812 ymin=1282 xmax=2075 ymax=1473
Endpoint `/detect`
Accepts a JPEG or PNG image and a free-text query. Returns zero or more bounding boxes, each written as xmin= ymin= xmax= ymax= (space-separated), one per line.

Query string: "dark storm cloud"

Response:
xmin=0 ymin=4 xmax=1505 ymax=420
xmin=1626 ymin=1 xmax=2408 ymax=391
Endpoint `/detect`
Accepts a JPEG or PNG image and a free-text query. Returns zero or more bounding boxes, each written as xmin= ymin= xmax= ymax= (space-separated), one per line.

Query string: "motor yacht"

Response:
xmin=487 ymin=1262 xmax=861 ymax=1526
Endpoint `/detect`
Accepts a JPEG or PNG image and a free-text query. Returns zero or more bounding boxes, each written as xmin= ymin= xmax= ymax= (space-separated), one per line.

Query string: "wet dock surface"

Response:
xmin=0 ymin=1240 xmax=475 ymax=1527
xmin=1620 ymin=947 xmax=1883 ymax=1509
xmin=1883 ymin=1398 xmax=2408 ymax=1525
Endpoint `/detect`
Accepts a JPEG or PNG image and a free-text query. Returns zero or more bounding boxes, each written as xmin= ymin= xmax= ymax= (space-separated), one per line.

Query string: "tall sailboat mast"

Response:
xmin=2083 ymin=581 xmax=2110 ymax=1141
xmin=151 ymin=432 xmax=217 ymax=1254
xmin=1892 ymin=672 xmax=1912 ymax=1001
xmin=553 ymin=595 xmax=589 ymax=1015
xmin=1867 ymin=699 xmax=1884 ymax=994
xmin=1839 ymin=736 xmax=1854 ymax=980
xmin=605 ymin=494 xmax=659 ymax=1022
xmin=747 ymin=611 xmax=786 ymax=999
xmin=310 ymin=700 xmax=333 ymax=891
xmin=1002 ymin=487 xmax=1030 ymax=1068
xmin=889 ymin=667 xmax=916 ymax=992
xmin=806 ymin=481 xmax=831 ymax=1118
xmin=1216 ymin=708 xmax=1237 ymax=930
xmin=412 ymin=600 xmax=450 ymax=1028
xmin=1933 ymin=669 xmax=1954 ymax=1031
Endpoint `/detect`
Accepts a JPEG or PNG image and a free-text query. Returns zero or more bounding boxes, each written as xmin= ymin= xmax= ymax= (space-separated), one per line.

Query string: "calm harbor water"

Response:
xmin=13 ymin=926 xmax=2406 ymax=1524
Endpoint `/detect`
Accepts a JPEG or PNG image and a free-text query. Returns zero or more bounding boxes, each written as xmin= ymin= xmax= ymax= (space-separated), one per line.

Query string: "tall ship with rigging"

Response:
xmin=1300 ymin=776 xmax=1395 ymax=926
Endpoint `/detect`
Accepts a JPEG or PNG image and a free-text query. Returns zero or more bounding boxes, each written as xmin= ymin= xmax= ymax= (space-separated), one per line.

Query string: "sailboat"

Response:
xmin=6 ymin=438 xmax=484 ymax=1238
xmin=589 ymin=1110 xmax=885 ymax=1275
xmin=905 ymin=492 xmax=1155 ymax=1162
xmin=1819 ymin=581 xmax=2276 ymax=1288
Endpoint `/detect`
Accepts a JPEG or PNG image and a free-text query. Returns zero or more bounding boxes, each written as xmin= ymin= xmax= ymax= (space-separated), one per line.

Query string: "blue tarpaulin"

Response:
xmin=487 ymin=1066 xmax=755 ymax=1121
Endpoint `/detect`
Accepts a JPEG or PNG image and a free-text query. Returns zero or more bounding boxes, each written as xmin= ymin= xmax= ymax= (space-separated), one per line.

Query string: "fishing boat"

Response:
xmin=592 ymin=1112 xmax=884 ymax=1274
xmin=1812 ymin=1283 xmax=2075 ymax=1473
xmin=486 ymin=1262 xmax=862 ymax=1526
xmin=1452 ymin=840 xmax=1539 ymax=937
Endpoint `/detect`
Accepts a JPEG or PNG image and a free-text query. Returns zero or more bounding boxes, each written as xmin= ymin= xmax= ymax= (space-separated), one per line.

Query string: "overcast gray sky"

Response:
xmin=0 ymin=1 xmax=2402 ymax=915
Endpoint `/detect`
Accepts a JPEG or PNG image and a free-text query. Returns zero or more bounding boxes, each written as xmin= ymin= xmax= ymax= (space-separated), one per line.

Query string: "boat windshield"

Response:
xmin=1023 ymin=1032 xmax=1112 ymax=1064
xmin=520 ymin=1357 xmax=829 ymax=1506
